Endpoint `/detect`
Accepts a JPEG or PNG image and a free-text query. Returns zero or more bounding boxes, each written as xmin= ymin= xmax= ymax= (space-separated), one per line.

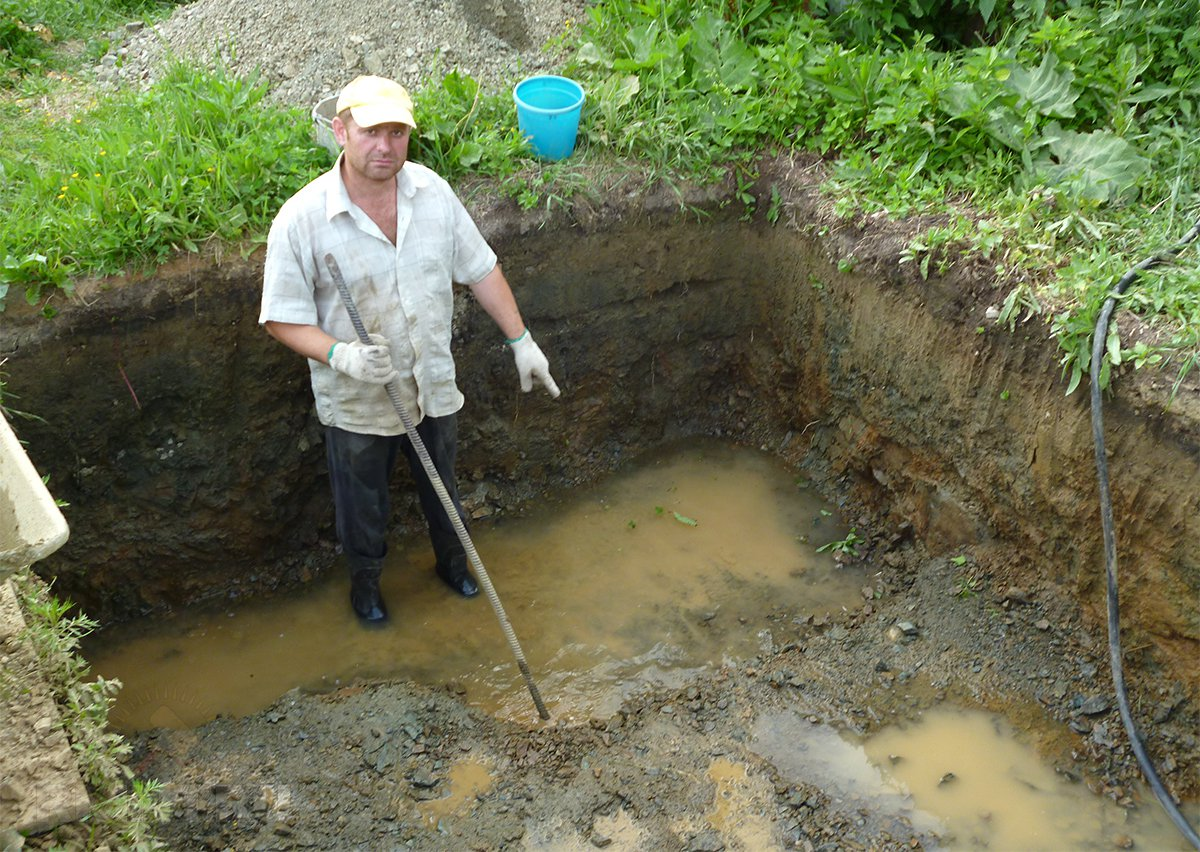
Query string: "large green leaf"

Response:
xmin=689 ymin=11 xmax=758 ymax=92
xmin=1006 ymin=51 xmax=1077 ymax=118
xmin=1035 ymin=126 xmax=1150 ymax=203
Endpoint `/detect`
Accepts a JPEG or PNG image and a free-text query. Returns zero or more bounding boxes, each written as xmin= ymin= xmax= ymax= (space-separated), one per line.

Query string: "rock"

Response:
xmin=1091 ymin=722 xmax=1115 ymax=749
xmin=0 ymin=781 xmax=24 ymax=802
xmin=1152 ymin=695 xmax=1183 ymax=723
xmin=887 ymin=621 xmax=918 ymax=641
xmin=1000 ymin=587 xmax=1031 ymax=605
xmin=1069 ymin=718 xmax=1092 ymax=734
xmin=1078 ymin=696 xmax=1110 ymax=716
xmin=409 ymin=770 xmax=438 ymax=789
xmin=688 ymin=831 xmax=726 ymax=852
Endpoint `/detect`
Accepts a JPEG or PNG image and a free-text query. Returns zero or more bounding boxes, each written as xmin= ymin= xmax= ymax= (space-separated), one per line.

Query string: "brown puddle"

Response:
xmin=413 ymin=758 xmax=494 ymax=830
xmin=704 ymin=756 xmax=777 ymax=848
xmin=87 ymin=438 xmax=868 ymax=730
xmin=752 ymin=705 xmax=1199 ymax=850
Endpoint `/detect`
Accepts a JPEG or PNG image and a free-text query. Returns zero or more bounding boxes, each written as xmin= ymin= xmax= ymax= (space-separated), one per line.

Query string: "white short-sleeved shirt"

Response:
xmin=260 ymin=158 xmax=497 ymax=435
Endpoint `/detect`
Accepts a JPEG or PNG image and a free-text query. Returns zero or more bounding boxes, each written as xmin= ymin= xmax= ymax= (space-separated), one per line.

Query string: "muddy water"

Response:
xmin=88 ymin=439 xmax=868 ymax=730
xmin=415 ymin=758 xmax=494 ymax=830
xmin=752 ymin=706 xmax=1198 ymax=850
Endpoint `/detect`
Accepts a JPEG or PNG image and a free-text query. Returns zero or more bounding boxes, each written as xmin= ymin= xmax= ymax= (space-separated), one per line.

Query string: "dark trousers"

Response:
xmin=325 ymin=414 xmax=468 ymax=577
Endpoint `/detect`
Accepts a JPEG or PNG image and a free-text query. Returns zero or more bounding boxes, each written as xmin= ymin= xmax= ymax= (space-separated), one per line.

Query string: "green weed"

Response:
xmin=816 ymin=528 xmax=864 ymax=557
xmin=955 ymin=574 xmax=980 ymax=598
xmin=12 ymin=569 xmax=170 ymax=847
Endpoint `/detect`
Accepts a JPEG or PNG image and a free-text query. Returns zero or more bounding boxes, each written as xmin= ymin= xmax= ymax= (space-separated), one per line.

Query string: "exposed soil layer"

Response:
xmin=4 ymin=153 xmax=1199 ymax=849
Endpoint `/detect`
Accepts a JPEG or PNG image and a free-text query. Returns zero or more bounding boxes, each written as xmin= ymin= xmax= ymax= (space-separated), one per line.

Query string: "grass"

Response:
xmin=1 ymin=59 xmax=329 ymax=315
xmin=3 ymin=0 xmax=1200 ymax=378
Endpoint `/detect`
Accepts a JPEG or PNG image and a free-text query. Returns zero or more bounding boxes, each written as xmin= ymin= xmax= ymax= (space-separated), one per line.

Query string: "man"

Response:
xmin=259 ymin=74 xmax=560 ymax=624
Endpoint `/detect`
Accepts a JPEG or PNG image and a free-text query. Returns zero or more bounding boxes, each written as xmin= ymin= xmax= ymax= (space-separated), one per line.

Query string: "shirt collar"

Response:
xmin=324 ymin=154 xmax=428 ymax=221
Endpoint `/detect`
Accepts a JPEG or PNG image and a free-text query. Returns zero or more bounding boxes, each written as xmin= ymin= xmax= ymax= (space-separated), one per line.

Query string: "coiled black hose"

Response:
xmin=1089 ymin=217 xmax=1200 ymax=849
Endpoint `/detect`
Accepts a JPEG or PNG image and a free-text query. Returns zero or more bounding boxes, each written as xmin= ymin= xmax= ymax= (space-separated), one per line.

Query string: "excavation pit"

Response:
xmin=3 ymin=157 xmax=1198 ymax=849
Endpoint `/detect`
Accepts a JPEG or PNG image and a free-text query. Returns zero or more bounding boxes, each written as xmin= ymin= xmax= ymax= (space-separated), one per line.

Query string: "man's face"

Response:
xmin=333 ymin=114 xmax=411 ymax=183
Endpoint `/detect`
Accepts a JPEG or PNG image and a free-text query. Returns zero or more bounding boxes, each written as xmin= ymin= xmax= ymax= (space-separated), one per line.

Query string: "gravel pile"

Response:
xmin=100 ymin=0 xmax=587 ymax=110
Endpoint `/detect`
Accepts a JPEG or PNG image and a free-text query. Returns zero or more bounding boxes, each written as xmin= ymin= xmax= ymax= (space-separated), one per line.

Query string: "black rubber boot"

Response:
xmin=436 ymin=561 xmax=479 ymax=598
xmin=350 ymin=569 xmax=388 ymax=624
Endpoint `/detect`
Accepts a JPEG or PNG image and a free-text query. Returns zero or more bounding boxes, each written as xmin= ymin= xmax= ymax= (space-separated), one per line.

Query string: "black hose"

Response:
xmin=1089 ymin=217 xmax=1200 ymax=849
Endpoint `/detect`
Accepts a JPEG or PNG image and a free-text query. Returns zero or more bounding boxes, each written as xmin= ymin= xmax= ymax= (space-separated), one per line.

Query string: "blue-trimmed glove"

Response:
xmin=508 ymin=330 xmax=560 ymax=398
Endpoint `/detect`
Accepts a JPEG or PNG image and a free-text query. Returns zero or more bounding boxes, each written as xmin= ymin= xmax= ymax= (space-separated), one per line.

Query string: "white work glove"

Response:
xmin=329 ymin=334 xmax=398 ymax=385
xmin=508 ymin=329 xmax=560 ymax=398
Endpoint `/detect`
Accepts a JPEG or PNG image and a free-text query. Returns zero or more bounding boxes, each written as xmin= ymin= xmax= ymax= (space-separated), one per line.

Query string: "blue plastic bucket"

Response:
xmin=513 ymin=75 xmax=585 ymax=161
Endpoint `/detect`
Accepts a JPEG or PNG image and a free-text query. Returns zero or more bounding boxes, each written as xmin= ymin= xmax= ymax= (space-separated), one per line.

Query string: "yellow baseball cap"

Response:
xmin=335 ymin=75 xmax=417 ymax=130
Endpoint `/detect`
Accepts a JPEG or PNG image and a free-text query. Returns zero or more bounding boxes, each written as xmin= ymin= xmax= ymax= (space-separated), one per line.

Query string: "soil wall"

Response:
xmin=2 ymin=153 xmax=1197 ymax=691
